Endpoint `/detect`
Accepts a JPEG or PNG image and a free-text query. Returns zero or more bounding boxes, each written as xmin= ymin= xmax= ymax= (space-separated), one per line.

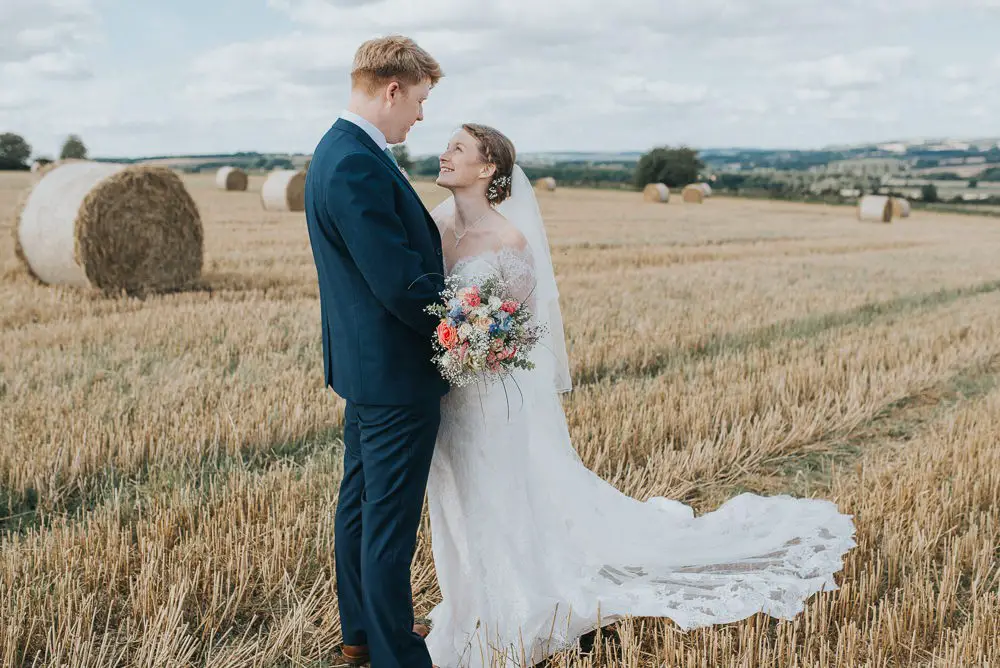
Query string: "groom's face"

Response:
xmin=384 ymin=79 xmax=431 ymax=144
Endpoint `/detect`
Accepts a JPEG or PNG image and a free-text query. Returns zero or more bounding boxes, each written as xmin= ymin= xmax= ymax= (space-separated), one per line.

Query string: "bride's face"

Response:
xmin=436 ymin=130 xmax=493 ymax=192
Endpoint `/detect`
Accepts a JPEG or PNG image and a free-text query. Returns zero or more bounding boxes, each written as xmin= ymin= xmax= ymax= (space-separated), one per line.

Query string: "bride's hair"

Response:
xmin=461 ymin=123 xmax=516 ymax=205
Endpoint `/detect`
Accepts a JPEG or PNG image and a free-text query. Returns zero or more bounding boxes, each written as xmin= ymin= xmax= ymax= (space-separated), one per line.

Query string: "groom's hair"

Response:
xmin=351 ymin=35 xmax=443 ymax=95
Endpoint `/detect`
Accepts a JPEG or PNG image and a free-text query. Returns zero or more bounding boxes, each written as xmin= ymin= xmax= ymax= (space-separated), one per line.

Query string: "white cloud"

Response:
xmin=794 ymin=88 xmax=833 ymax=102
xmin=611 ymin=77 xmax=710 ymax=107
xmin=783 ymin=46 xmax=914 ymax=89
xmin=941 ymin=83 xmax=976 ymax=103
xmin=0 ymin=1 xmax=105 ymax=156
xmin=940 ymin=65 xmax=974 ymax=81
xmin=3 ymin=0 xmax=1000 ymax=157
xmin=3 ymin=52 xmax=93 ymax=81
xmin=0 ymin=0 xmax=99 ymax=71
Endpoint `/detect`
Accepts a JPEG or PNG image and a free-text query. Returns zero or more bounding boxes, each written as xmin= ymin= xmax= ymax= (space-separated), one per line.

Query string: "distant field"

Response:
xmin=3 ymin=171 xmax=1000 ymax=666
xmin=131 ymin=156 xmax=310 ymax=170
xmin=912 ymin=162 xmax=1000 ymax=178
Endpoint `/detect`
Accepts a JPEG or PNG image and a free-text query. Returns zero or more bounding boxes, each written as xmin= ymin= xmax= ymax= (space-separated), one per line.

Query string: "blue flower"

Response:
xmin=500 ymin=318 xmax=513 ymax=332
xmin=449 ymin=305 xmax=465 ymax=321
xmin=488 ymin=322 xmax=499 ymax=335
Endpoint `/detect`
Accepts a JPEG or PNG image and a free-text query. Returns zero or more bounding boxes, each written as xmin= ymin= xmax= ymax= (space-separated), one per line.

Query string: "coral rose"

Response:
xmin=436 ymin=321 xmax=458 ymax=349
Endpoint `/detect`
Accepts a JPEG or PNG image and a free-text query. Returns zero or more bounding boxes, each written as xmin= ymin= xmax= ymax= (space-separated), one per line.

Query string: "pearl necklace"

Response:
xmin=453 ymin=210 xmax=490 ymax=248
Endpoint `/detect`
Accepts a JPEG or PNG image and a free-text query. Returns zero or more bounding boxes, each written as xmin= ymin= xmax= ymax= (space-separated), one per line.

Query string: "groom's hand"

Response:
xmin=326 ymin=152 xmax=442 ymax=336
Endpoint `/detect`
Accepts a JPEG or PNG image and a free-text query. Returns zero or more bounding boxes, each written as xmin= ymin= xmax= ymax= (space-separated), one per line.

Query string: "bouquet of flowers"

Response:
xmin=426 ymin=274 xmax=545 ymax=388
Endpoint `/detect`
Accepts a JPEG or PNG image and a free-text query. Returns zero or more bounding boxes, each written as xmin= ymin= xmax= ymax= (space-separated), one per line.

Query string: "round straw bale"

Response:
xmin=215 ymin=166 xmax=248 ymax=191
xmin=697 ymin=182 xmax=713 ymax=196
xmin=260 ymin=169 xmax=306 ymax=211
xmin=681 ymin=184 xmax=704 ymax=203
xmin=643 ymin=183 xmax=670 ymax=202
xmin=858 ymin=194 xmax=892 ymax=223
xmin=891 ymin=197 xmax=911 ymax=218
xmin=534 ymin=176 xmax=556 ymax=191
xmin=15 ymin=161 xmax=203 ymax=294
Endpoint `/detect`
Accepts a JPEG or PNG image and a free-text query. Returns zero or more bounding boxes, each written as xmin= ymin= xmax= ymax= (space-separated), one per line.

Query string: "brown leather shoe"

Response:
xmin=334 ymin=643 xmax=369 ymax=666
xmin=414 ymin=616 xmax=433 ymax=639
xmin=334 ymin=621 xmax=432 ymax=665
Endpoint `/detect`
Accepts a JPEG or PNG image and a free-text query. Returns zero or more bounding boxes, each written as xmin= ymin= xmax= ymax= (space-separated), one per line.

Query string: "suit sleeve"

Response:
xmin=326 ymin=152 xmax=444 ymax=337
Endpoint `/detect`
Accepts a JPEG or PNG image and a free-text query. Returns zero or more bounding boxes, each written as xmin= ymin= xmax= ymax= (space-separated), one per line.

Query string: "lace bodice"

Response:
xmin=447 ymin=246 xmax=537 ymax=311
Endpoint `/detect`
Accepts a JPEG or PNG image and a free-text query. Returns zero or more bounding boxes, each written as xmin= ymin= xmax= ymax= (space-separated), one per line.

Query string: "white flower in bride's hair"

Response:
xmin=487 ymin=174 xmax=512 ymax=202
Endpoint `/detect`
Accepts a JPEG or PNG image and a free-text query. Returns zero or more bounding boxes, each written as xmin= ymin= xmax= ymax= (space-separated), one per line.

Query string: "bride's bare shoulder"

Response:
xmin=490 ymin=211 xmax=529 ymax=251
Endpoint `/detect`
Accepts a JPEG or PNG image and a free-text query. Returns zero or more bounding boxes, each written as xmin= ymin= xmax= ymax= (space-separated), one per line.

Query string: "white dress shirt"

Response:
xmin=339 ymin=109 xmax=388 ymax=151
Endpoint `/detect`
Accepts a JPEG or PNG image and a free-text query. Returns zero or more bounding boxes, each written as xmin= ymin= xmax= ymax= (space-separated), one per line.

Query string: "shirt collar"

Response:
xmin=339 ymin=109 xmax=388 ymax=151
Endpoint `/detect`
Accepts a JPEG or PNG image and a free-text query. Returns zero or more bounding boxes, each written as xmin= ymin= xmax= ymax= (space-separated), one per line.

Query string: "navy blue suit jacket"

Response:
xmin=305 ymin=119 xmax=449 ymax=405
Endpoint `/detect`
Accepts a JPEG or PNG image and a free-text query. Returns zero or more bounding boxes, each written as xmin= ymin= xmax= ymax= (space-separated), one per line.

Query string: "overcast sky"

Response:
xmin=1 ymin=0 xmax=998 ymax=158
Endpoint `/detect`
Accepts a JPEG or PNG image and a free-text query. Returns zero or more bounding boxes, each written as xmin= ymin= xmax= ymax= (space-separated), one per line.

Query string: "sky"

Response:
xmin=1 ymin=0 xmax=999 ymax=159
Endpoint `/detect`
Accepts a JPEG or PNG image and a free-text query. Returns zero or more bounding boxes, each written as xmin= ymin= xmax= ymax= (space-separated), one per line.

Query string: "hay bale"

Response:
xmin=643 ymin=183 xmax=670 ymax=203
xmin=681 ymin=184 xmax=704 ymax=203
xmin=534 ymin=176 xmax=556 ymax=192
xmin=215 ymin=166 xmax=248 ymax=191
xmin=260 ymin=169 xmax=306 ymax=212
xmin=858 ymin=195 xmax=892 ymax=223
xmin=891 ymin=197 xmax=911 ymax=218
xmin=697 ymin=182 xmax=713 ymax=197
xmin=15 ymin=161 xmax=203 ymax=294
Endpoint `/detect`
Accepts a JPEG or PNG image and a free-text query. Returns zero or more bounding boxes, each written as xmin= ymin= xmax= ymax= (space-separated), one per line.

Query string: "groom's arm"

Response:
xmin=326 ymin=152 xmax=443 ymax=337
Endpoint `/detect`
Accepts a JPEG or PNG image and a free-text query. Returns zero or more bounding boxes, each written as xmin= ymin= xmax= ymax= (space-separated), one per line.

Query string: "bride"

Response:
xmin=424 ymin=124 xmax=857 ymax=668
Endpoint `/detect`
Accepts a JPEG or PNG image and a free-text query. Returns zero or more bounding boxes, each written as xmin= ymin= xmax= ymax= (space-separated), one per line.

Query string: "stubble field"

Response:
xmin=2 ymin=171 xmax=1000 ymax=667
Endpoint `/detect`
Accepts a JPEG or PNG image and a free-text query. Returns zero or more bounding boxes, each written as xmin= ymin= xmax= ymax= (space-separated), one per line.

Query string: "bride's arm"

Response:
xmin=497 ymin=231 xmax=538 ymax=313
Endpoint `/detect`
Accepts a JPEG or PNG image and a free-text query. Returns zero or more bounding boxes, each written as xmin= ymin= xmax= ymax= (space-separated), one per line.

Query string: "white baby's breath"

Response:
xmin=425 ymin=270 xmax=546 ymax=388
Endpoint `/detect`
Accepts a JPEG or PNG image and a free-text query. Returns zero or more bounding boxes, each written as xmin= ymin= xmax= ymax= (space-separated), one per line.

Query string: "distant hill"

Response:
xmin=93 ymin=152 xmax=311 ymax=173
xmin=90 ymin=135 xmax=1000 ymax=178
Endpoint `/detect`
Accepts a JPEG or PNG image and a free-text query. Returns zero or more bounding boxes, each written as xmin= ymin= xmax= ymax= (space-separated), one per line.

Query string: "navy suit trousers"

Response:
xmin=335 ymin=398 xmax=441 ymax=668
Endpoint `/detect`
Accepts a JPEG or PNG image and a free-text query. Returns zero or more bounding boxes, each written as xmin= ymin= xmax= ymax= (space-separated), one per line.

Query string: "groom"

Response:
xmin=304 ymin=36 xmax=449 ymax=668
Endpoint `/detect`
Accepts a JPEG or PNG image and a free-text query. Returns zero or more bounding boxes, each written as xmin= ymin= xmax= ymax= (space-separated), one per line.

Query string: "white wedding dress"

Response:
xmin=424 ymin=170 xmax=856 ymax=668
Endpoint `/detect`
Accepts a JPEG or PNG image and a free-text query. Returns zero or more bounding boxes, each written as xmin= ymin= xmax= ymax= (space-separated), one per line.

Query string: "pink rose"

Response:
xmin=486 ymin=352 xmax=501 ymax=372
xmin=463 ymin=287 xmax=481 ymax=308
xmin=500 ymin=300 xmax=519 ymax=314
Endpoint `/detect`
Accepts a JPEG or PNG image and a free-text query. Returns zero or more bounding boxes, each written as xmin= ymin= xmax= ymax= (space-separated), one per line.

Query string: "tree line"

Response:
xmin=405 ymin=144 xmax=704 ymax=190
xmin=2 ymin=132 xmax=706 ymax=191
xmin=0 ymin=133 xmax=88 ymax=170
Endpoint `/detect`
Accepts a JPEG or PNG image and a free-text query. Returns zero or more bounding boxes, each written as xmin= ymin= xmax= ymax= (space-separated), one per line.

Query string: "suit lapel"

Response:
xmin=334 ymin=120 xmax=425 ymax=205
xmin=333 ymin=119 xmax=443 ymax=270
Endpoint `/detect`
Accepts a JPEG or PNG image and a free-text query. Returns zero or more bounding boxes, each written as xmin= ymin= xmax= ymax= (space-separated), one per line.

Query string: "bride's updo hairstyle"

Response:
xmin=462 ymin=123 xmax=516 ymax=205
